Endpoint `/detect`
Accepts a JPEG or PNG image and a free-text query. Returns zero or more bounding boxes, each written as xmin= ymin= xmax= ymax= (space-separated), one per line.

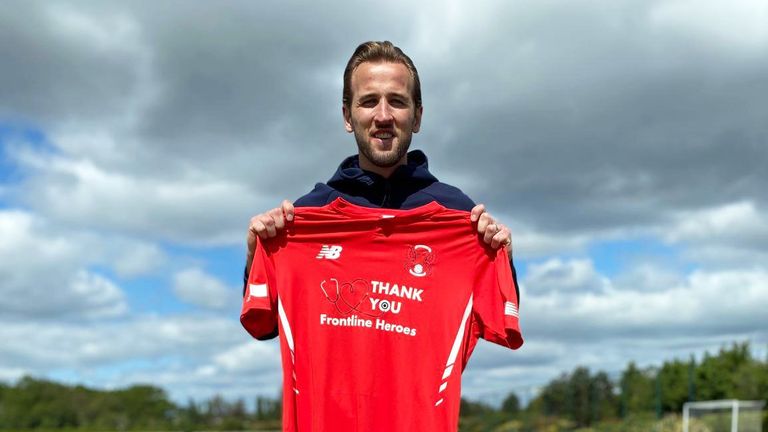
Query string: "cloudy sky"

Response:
xmin=1 ymin=0 xmax=767 ymax=406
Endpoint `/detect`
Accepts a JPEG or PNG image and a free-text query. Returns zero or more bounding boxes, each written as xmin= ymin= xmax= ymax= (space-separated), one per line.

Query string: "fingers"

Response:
xmin=268 ymin=207 xmax=284 ymax=233
xmin=247 ymin=201 xmax=296 ymax=248
xmin=246 ymin=217 xmax=259 ymax=253
xmin=490 ymin=224 xmax=512 ymax=250
xmin=250 ymin=217 xmax=270 ymax=240
xmin=282 ymin=200 xmax=295 ymax=222
xmin=476 ymin=211 xmax=493 ymax=237
xmin=474 ymin=206 xmax=513 ymax=251
xmin=482 ymin=222 xmax=498 ymax=245
xmin=470 ymin=204 xmax=485 ymax=222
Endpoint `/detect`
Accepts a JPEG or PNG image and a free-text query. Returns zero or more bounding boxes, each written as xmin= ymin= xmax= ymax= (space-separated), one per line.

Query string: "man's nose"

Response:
xmin=373 ymin=101 xmax=394 ymax=123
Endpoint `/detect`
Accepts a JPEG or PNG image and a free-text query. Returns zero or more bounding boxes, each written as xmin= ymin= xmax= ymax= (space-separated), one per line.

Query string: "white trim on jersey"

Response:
xmin=249 ymin=283 xmax=268 ymax=298
xmin=278 ymin=298 xmax=295 ymax=351
xmin=447 ymin=295 xmax=474 ymax=367
xmin=435 ymin=294 xmax=474 ymax=407
xmin=504 ymin=301 xmax=519 ymax=317
xmin=278 ymin=298 xmax=299 ymax=395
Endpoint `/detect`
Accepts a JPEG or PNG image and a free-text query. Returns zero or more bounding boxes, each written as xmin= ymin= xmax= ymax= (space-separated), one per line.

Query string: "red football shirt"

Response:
xmin=241 ymin=198 xmax=523 ymax=432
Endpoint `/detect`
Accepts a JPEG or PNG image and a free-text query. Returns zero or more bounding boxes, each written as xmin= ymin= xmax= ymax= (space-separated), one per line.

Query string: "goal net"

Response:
xmin=683 ymin=400 xmax=765 ymax=432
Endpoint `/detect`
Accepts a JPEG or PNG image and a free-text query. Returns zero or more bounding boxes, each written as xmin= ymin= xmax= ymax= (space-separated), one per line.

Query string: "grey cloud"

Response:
xmin=524 ymin=258 xmax=609 ymax=294
xmin=0 ymin=0 xmax=431 ymax=242
xmin=3 ymin=1 xmax=766 ymax=238
xmin=0 ymin=2 xmax=151 ymax=129
xmin=417 ymin=1 xmax=768 ymax=242
xmin=1 ymin=1 xmax=416 ymax=175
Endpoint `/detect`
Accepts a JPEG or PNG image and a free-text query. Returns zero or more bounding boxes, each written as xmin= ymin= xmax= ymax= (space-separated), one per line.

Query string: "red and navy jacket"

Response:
xmin=245 ymin=150 xmax=519 ymax=339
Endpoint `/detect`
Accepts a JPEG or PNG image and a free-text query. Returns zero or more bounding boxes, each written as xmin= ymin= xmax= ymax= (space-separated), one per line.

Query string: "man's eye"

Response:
xmin=360 ymin=99 xmax=377 ymax=107
xmin=390 ymin=99 xmax=407 ymax=107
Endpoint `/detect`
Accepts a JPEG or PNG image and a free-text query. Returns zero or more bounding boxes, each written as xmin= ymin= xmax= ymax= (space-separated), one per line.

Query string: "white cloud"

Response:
xmin=212 ymin=341 xmax=281 ymax=374
xmin=666 ymin=201 xmax=768 ymax=245
xmin=663 ymin=201 xmax=768 ymax=267
xmin=111 ymin=240 xmax=167 ymax=277
xmin=173 ymin=268 xmax=238 ymax=310
xmin=0 ymin=210 xmax=128 ymax=319
xmin=522 ymin=261 xmax=768 ymax=341
xmin=612 ymin=262 xmax=686 ymax=293
xmin=0 ymin=315 xmax=247 ymax=369
xmin=0 ymin=313 xmax=282 ymax=402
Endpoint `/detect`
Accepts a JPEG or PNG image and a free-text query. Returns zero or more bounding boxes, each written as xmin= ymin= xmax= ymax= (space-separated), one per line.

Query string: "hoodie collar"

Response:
xmin=326 ymin=150 xmax=438 ymax=207
xmin=328 ymin=150 xmax=437 ymax=186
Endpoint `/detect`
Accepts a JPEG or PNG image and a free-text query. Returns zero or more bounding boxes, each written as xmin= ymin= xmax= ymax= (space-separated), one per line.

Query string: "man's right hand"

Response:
xmin=246 ymin=200 xmax=294 ymax=273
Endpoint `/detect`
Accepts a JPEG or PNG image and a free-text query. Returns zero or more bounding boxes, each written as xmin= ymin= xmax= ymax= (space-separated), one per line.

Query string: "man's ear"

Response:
xmin=342 ymin=105 xmax=353 ymax=133
xmin=412 ymin=105 xmax=423 ymax=133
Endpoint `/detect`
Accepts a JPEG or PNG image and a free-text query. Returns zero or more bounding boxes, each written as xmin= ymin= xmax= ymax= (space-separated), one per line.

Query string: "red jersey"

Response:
xmin=241 ymin=198 xmax=522 ymax=431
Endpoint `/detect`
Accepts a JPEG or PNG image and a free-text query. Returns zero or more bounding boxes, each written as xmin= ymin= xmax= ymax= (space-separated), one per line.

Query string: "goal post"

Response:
xmin=682 ymin=400 xmax=765 ymax=432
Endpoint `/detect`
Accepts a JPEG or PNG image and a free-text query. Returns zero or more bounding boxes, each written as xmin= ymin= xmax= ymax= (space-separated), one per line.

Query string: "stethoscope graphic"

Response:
xmin=320 ymin=278 xmax=383 ymax=318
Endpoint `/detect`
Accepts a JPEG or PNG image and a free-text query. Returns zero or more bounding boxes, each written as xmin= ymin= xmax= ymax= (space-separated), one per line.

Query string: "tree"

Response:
xmin=538 ymin=373 xmax=569 ymax=418
xmin=619 ymin=362 xmax=654 ymax=416
xmin=569 ymin=367 xmax=592 ymax=427
xmin=0 ymin=376 xmax=78 ymax=429
xmin=114 ymin=384 xmax=174 ymax=429
xmin=255 ymin=395 xmax=281 ymax=421
xmin=590 ymin=371 xmax=618 ymax=422
xmin=696 ymin=342 xmax=751 ymax=400
xmin=501 ymin=392 xmax=520 ymax=415
xmin=659 ymin=359 xmax=689 ymax=412
xmin=459 ymin=398 xmax=495 ymax=417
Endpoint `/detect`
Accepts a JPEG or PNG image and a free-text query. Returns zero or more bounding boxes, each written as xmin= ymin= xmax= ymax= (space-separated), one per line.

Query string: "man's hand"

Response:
xmin=470 ymin=204 xmax=513 ymax=256
xmin=246 ymin=200 xmax=294 ymax=272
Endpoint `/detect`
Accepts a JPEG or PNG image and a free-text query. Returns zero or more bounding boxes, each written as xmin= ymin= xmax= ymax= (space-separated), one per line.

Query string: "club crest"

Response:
xmin=406 ymin=244 xmax=434 ymax=278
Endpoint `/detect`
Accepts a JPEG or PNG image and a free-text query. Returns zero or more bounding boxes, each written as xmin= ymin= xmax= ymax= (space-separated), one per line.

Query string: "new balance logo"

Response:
xmin=316 ymin=245 xmax=343 ymax=259
xmin=504 ymin=301 xmax=519 ymax=317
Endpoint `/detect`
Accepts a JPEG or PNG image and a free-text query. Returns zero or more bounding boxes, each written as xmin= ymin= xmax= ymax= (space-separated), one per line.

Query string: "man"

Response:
xmin=246 ymin=41 xmax=515 ymax=290
xmin=242 ymin=41 xmax=522 ymax=431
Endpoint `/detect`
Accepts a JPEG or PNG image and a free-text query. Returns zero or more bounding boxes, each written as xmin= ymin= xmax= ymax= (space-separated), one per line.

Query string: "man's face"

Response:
xmin=343 ymin=61 xmax=423 ymax=170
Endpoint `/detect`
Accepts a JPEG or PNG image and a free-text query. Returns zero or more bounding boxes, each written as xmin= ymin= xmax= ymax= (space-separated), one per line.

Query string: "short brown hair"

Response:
xmin=342 ymin=41 xmax=422 ymax=109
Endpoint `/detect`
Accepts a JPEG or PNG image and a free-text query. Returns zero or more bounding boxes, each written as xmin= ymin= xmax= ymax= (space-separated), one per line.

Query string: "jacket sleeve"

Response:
xmin=510 ymin=256 xmax=520 ymax=305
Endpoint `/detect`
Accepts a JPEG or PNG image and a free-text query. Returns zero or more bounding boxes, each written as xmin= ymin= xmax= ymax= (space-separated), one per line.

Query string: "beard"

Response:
xmin=353 ymin=129 xmax=412 ymax=168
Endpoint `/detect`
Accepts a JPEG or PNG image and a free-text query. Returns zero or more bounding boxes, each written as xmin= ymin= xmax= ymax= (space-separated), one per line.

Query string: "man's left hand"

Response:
xmin=470 ymin=204 xmax=513 ymax=256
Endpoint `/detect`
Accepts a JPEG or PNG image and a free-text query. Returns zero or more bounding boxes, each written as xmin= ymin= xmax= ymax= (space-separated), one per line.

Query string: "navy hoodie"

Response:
xmin=295 ymin=150 xmax=475 ymax=210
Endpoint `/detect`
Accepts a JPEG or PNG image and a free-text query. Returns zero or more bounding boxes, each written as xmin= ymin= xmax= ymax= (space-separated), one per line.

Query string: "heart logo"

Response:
xmin=320 ymin=278 xmax=380 ymax=317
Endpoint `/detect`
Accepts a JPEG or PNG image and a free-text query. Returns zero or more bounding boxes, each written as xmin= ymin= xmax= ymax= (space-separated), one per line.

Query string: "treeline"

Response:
xmin=459 ymin=342 xmax=768 ymax=431
xmin=0 ymin=378 xmax=281 ymax=431
xmin=1 ymin=342 xmax=767 ymax=431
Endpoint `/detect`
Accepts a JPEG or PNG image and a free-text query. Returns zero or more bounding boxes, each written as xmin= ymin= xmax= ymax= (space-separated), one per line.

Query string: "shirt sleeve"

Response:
xmin=240 ymin=239 xmax=279 ymax=340
xmin=471 ymin=246 xmax=523 ymax=350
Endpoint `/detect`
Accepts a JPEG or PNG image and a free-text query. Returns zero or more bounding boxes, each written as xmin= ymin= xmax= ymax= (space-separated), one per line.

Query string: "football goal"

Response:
xmin=682 ymin=399 xmax=765 ymax=432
